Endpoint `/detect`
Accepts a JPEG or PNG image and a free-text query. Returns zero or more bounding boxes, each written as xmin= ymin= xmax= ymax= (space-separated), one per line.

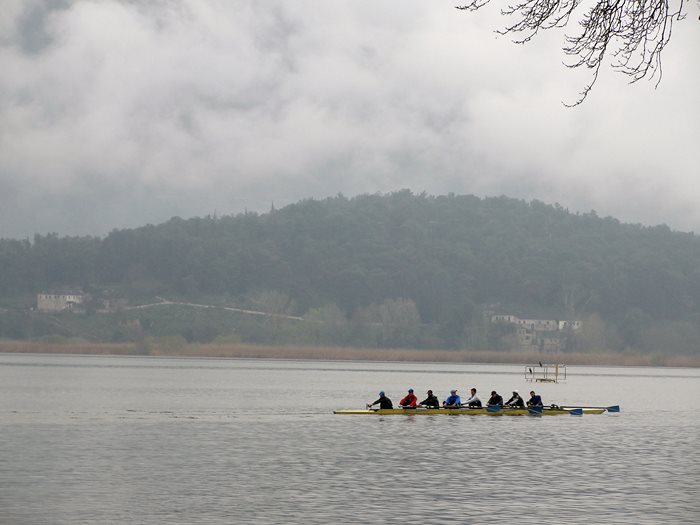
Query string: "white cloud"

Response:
xmin=0 ymin=0 xmax=698 ymax=238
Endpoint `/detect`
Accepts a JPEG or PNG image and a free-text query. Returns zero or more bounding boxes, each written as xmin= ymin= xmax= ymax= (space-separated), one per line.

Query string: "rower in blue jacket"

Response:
xmin=443 ymin=389 xmax=461 ymax=408
xmin=527 ymin=390 xmax=543 ymax=407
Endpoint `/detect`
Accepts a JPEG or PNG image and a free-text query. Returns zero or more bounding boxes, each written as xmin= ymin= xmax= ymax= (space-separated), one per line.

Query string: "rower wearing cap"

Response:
xmin=527 ymin=390 xmax=543 ymax=407
xmin=399 ymin=388 xmax=418 ymax=408
xmin=443 ymin=389 xmax=461 ymax=408
xmin=487 ymin=390 xmax=504 ymax=407
xmin=419 ymin=389 xmax=440 ymax=408
xmin=367 ymin=391 xmax=393 ymax=409
xmin=505 ymin=391 xmax=525 ymax=408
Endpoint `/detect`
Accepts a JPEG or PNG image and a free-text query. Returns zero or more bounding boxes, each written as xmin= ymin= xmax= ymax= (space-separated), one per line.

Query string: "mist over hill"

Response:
xmin=2 ymin=191 xmax=699 ymax=355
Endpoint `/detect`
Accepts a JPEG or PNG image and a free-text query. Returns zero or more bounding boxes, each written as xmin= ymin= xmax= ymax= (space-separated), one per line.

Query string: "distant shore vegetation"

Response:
xmin=2 ymin=191 xmax=700 ymax=360
xmin=1 ymin=340 xmax=698 ymax=368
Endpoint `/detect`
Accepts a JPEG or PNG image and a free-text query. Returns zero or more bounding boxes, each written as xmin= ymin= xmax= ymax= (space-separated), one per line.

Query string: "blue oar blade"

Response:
xmin=569 ymin=408 xmax=583 ymax=416
xmin=528 ymin=406 xmax=543 ymax=415
xmin=486 ymin=405 xmax=501 ymax=413
xmin=606 ymin=405 xmax=620 ymax=413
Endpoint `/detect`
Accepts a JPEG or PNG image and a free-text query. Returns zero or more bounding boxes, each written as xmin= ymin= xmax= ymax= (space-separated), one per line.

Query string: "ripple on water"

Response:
xmin=0 ymin=355 xmax=698 ymax=524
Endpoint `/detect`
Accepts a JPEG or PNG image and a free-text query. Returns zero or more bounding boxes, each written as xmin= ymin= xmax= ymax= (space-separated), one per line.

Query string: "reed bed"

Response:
xmin=0 ymin=340 xmax=135 ymax=355
xmin=1 ymin=340 xmax=699 ymax=367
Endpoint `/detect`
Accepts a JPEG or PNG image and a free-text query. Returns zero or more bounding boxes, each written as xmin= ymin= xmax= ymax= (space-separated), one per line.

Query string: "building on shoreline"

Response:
xmin=36 ymin=292 xmax=85 ymax=312
xmin=491 ymin=314 xmax=582 ymax=352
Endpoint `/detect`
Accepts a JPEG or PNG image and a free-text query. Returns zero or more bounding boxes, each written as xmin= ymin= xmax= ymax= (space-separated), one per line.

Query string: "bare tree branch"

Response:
xmin=456 ymin=1 xmax=688 ymax=105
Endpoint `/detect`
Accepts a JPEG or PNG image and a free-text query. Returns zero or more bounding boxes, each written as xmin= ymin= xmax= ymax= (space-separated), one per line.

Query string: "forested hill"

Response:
xmin=3 ymin=191 xmax=700 ymax=354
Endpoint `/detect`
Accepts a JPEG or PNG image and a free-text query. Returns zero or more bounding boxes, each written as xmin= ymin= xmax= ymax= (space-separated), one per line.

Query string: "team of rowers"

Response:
xmin=367 ymin=388 xmax=544 ymax=410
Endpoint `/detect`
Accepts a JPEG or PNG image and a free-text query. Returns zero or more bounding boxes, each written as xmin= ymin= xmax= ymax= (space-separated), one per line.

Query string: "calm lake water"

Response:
xmin=1 ymin=353 xmax=698 ymax=524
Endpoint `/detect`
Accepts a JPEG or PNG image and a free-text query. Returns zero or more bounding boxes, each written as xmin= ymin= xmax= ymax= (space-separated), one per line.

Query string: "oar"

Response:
xmin=486 ymin=405 xmax=502 ymax=413
xmin=561 ymin=405 xmax=620 ymax=413
xmin=568 ymin=408 xmax=584 ymax=416
xmin=528 ymin=406 xmax=543 ymax=415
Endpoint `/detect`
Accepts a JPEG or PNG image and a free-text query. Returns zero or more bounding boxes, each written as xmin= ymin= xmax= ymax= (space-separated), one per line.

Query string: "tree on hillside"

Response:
xmin=249 ymin=290 xmax=296 ymax=343
xmin=302 ymin=303 xmax=350 ymax=345
xmin=457 ymin=1 xmax=691 ymax=105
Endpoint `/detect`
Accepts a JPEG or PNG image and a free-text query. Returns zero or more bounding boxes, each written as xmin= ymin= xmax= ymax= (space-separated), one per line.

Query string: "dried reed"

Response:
xmin=2 ymin=340 xmax=698 ymax=367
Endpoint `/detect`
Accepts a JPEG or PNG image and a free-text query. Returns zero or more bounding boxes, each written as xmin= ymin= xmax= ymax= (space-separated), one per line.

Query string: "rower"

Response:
xmin=464 ymin=387 xmax=482 ymax=408
xmin=487 ymin=390 xmax=503 ymax=407
xmin=504 ymin=391 xmax=525 ymax=408
xmin=399 ymin=388 xmax=417 ymax=408
xmin=367 ymin=391 xmax=393 ymax=409
xmin=527 ymin=390 xmax=543 ymax=407
xmin=443 ymin=389 xmax=461 ymax=408
xmin=419 ymin=389 xmax=440 ymax=408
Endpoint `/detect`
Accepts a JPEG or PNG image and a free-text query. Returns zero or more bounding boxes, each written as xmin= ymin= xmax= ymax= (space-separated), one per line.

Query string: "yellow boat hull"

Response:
xmin=334 ymin=407 xmax=606 ymax=415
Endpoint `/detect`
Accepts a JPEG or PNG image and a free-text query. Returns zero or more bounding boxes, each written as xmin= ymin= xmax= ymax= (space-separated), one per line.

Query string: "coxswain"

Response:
xmin=443 ymin=389 xmax=461 ymax=407
xmin=464 ymin=387 xmax=482 ymax=408
xmin=367 ymin=391 xmax=393 ymax=409
xmin=487 ymin=390 xmax=503 ymax=407
xmin=527 ymin=390 xmax=543 ymax=407
xmin=419 ymin=389 xmax=440 ymax=408
xmin=504 ymin=391 xmax=525 ymax=408
xmin=399 ymin=388 xmax=418 ymax=408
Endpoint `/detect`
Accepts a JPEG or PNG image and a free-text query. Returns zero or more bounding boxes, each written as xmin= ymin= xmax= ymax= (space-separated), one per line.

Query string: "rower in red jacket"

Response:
xmin=399 ymin=388 xmax=417 ymax=408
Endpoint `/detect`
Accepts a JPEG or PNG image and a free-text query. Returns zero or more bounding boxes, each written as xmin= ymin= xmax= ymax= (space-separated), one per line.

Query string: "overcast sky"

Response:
xmin=1 ymin=0 xmax=698 ymax=239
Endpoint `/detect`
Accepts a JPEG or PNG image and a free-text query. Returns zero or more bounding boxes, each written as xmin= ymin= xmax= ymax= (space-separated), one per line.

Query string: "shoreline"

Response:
xmin=1 ymin=341 xmax=699 ymax=368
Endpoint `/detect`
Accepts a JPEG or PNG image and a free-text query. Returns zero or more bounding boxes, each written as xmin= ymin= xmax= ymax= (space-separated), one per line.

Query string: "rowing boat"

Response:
xmin=334 ymin=406 xmax=608 ymax=416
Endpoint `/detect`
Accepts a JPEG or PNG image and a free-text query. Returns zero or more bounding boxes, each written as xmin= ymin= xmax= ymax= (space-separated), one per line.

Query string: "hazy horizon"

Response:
xmin=1 ymin=190 xmax=694 ymax=241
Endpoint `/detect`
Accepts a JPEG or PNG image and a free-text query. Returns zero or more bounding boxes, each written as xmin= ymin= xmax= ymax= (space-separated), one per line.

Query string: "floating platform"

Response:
xmin=526 ymin=363 xmax=566 ymax=383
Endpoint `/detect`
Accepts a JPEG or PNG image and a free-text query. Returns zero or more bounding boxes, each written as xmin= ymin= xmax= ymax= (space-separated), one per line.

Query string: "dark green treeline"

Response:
xmin=2 ymin=191 xmax=700 ymax=354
